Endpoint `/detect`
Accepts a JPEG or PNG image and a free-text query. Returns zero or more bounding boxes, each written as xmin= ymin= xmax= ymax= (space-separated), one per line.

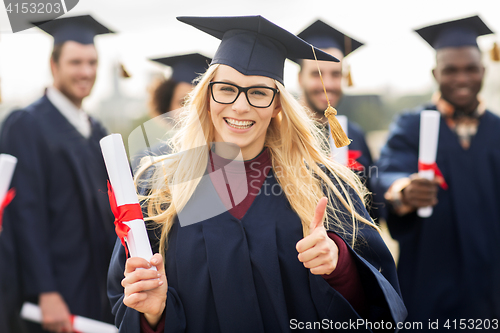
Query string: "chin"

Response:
xmin=312 ymin=106 xmax=326 ymax=117
xmin=222 ymin=137 xmax=247 ymax=149
xmin=449 ymin=98 xmax=475 ymax=109
xmin=74 ymin=90 xmax=91 ymax=100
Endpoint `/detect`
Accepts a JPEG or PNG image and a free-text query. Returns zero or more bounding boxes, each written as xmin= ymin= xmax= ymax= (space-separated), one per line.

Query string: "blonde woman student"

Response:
xmin=108 ymin=15 xmax=407 ymax=333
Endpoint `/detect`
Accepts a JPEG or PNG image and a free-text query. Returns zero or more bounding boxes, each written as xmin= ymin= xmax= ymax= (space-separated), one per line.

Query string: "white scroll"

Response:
xmin=418 ymin=110 xmax=441 ymax=218
xmin=21 ymin=302 xmax=118 ymax=333
xmin=330 ymin=115 xmax=348 ymax=166
xmin=100 ymin=134 xmax=155 ymax=266
xmin=0 ymin=153 xmax=17 ymax=202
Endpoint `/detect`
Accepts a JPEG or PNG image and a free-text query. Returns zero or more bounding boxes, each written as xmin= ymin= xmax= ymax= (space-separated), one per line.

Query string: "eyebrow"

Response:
xmin=216 ymin=79 xmax=274 ymax=88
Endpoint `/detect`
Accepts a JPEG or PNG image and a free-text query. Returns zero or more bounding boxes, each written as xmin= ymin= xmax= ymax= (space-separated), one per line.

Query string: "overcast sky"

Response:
xmin=1 ymin=0 xmax=499 ymax=113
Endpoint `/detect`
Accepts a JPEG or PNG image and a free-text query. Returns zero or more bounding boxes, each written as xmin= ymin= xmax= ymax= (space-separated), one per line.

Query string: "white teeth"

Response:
xmin=225 ymin=118 xmax=255 ymax=129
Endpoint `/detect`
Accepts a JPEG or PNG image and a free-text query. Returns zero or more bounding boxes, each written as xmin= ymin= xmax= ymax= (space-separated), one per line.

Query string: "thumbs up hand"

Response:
xmin=296 ymin=197 xmax=339 ymax=275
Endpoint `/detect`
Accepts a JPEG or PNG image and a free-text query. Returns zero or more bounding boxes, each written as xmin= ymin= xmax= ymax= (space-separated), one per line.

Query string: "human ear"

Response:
xmin=50 ymin=57 xmax=57 ymax=78
xmin=272 ymin=98 xmax=281 ymax=118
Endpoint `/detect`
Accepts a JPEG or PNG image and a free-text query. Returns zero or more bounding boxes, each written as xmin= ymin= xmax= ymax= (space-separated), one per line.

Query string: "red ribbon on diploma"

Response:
xmin=418 ymin=161 xmax=449 ymax=190
xmin=107 ymin=181 xmax=143 ymax=257
xmin=347 ymin=150 xmax=364 ymax=171
xmin=70 ymin=315 xmax=82 ymax=333
xmin=0 ymin=188 xmax=16 ymax=231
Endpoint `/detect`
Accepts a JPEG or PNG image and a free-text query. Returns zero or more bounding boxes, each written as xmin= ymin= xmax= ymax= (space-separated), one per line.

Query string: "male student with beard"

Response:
xmin=294 ymin=20 xmax=379 ymax=221
xmin=0 ymin=15 xmax=116 ymax=333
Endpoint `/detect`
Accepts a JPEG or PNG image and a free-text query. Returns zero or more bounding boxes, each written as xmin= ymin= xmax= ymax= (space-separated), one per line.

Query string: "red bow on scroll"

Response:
xmin=70 ymin=315 xmax=82 ymax=333
xmin=347 ymin=150 xmax=364 ymax=171
xmin=107 ymin=181 xmax=143 ymax=257
xmin=418 ymin=162 xmax=449 ymax=190
xmin=0 ymin=188 xmax=15 ymax=231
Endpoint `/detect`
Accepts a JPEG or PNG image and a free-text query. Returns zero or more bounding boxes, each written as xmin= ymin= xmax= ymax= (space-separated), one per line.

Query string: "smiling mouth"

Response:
xmin=224 ymin=117 xmax=255 ymax=129
xmin=454 ymin=87 xmax=472 ymax=95
xmin=75 ymin=81 xmax=92 ymax=89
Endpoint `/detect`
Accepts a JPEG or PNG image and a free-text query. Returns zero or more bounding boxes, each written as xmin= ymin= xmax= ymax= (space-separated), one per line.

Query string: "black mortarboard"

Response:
xmin=150 ymin=53 xmax=212 ymax=84
xmin=297 ymin=19 xmax=363 ymax=56
xmin=415 ymin=15 xmax=494 ymax=50
xmin=176 ymin=15 xmax=339 ymax=85
xmin=33 ymin=15 xmax=114 ymax=45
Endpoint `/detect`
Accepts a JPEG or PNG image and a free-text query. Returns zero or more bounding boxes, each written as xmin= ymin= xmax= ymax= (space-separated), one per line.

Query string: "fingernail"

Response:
xmin=159 ymin=280 xmax=164 ymax=286
xmin=157 ymin=273 xmax=161 ymax=277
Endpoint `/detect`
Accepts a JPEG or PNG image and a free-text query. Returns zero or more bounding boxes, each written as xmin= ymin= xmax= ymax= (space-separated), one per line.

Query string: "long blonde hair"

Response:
xmin=135 ymin=64 xmax=379 ymax=256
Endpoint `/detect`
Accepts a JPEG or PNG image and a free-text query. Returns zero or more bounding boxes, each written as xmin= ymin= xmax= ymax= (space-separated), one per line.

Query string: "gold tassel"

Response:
xmin=490 ymin=42 xmax=500 ymax=62
xmin=120 ymin=63 xmax=131 ymax=78
xmin=325 ymin=105 xmax=350 ymax=147
xmin=311 ymin=46 xmax=351 ymax=148
xmin=346 ymin=65 xmax=353 ymax=87
xmin=344 ymin=36 xmax=354 ymax=87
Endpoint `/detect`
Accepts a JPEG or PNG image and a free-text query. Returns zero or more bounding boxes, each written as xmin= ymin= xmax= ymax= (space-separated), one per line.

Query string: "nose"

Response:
xmin=232 ymin=90 xmax=251 ymax=112
xmin=80 ymin=62 xmax=96 ymax=78
xmin=323 ymin=74 xmax=339 ymax=91
xmin=454 ymin=71 xmax=470 ymax=86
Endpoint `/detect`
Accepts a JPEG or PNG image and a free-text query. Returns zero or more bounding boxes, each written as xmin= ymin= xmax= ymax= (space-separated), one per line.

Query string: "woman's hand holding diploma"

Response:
xmin=122 ymin=253 xmax=168 ymax=328
xmin=296 ymin=197 xmax=339 ymax=276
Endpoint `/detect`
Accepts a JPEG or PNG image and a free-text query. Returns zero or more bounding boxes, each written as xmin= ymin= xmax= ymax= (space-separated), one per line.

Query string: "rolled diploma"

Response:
xmin=100 ymin=134 xmax=154 ymax=263
xmin=0 ymin=154 xmax=17 ymax=202
xmin=21 ymin=302 xmax=118 ymax=333
xmin=418 ymin=110 xmax=441 ymax=218
xmin=330 ymin=115 xmax=348 ymax=166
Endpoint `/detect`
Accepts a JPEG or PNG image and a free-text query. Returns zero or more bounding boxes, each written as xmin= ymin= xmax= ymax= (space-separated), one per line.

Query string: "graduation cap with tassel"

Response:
xmin=150 ymin=53 xmax=212 ymax=84
xmin=415 ymin=15 xmax=494 ymax=51
xmin=32 ymin=14 xmax=114 ymax=45
xmin=415 ymin=15 xmax=498 ymax=65
xmin=296 ymin=19 xmax=363 ymax=88
xmin=177 ymin=15 xmax=350 ymax=148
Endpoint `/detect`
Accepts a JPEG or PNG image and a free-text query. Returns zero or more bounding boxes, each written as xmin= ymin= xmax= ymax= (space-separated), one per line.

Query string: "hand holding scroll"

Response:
xmin=122 ymin=253 xmax=168 ymax=327
xmin=402 ymin=174 xmax=440 ymax=209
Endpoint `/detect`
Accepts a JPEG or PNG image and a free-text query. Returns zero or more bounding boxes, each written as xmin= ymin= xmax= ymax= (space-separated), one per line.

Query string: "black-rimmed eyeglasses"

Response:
xmin=209 ymin=81 xmax=279 ymax=108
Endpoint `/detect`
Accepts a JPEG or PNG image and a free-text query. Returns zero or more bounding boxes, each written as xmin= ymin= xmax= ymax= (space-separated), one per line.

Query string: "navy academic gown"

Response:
xmin=0 ymin=96 xmax=116 ymax=331
xmin=373 ymin=105 xmax=500 ymax=329
xmin=108 ymin=166 xmax=407 ymax=332
xmin=0 ymin=218 xmax=25 ymax=332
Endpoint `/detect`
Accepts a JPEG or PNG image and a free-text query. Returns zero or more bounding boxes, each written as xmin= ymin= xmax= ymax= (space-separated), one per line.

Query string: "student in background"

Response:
xmin=148 ymin=53 xmax=212 ymax=118
xmin=374 ymin=15 xmax=500 ymax=329
xmin=294 ymin=19 xmax=379 ymax=221
xmin=0 ymin=15 xmax=116 ymax=333
xmin=131 ymin=53 xmax=211 ymax=172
